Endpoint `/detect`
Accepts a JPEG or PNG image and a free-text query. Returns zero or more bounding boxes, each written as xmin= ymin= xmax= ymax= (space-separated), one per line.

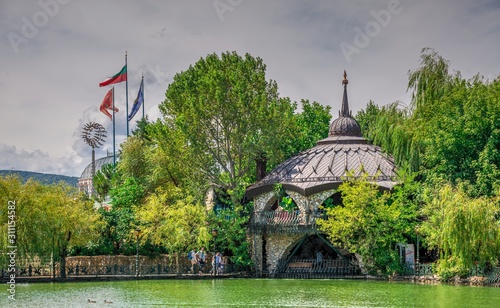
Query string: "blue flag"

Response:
xmin=128 ymin=78 xmax=144 ymax=121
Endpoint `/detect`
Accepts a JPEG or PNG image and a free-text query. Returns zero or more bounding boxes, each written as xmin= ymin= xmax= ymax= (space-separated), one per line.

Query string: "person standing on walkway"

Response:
xmin=188 ymin=248 xmax=197 ymax=273
xmin=196 ymin=247 xmax=206 ymax=274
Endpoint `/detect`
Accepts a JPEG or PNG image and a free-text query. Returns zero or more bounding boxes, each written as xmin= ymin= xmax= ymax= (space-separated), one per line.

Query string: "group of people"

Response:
xmin=188 ymin=247 xmax=224 ymax=275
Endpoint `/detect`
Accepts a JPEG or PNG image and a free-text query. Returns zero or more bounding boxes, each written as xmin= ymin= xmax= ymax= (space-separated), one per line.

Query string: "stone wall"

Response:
xmin=266 ymin=233 xmax=303 ymax=275
xmin=66 ymin=254 xmax=183 ymax=268
xmin=251 ymin=188 xmax=339 ymax=276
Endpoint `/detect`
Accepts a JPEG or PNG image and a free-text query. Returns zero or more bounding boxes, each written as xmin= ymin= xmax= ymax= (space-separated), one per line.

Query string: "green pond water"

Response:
xmin=2 ymin=278 xmax=500 ymax=307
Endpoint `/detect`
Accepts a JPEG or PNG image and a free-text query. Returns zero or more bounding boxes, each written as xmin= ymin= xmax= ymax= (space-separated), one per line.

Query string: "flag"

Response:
xmin=128 ymin=78 xmax=144 ymax=121
xmin=99 ymin=65 xmax=127 ymax=87
xmin=100 ymin=88 xmax=118 ymax=120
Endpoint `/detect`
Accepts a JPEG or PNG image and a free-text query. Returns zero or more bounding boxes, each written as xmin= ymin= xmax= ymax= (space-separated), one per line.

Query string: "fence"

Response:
xmin=249 ymin=210 xmax=325 ymax=234
xmin=1 ymin=254 xmax=249 ymax=279
xmin=485 ymin=266 xmax=500 ymax=286
xmin=274 ymin=258 xmax=359 ymax=279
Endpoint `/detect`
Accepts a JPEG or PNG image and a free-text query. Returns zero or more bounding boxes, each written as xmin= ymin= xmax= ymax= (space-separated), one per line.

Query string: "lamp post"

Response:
xmin=134 ymin=228 xmax=141 ymax=277
xmin=211 ymin=228 xmax=218 ymax=276
xmin=51 ymin=230 xmax=55 ymax=279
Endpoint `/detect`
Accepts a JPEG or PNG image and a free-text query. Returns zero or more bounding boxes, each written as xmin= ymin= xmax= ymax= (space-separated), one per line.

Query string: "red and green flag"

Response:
xmin=99 ymin=65 xmax=127 ymax=87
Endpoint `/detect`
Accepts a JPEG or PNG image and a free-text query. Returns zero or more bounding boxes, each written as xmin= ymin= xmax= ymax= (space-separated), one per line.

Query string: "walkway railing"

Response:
xmin=274 ymin=258 xmax=359 ymax=278
xmin=485 ymin=266 xmax=500 ymax=286
xmin=403 ymin=263 xmax=434 ymax=276
xmin=1 ymin=256 xmax=250 ymax=280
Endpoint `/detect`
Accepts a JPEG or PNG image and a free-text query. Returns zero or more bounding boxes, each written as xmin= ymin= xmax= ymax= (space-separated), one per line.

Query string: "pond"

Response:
xmin=3 ymin=278 xmax=500 ymax=307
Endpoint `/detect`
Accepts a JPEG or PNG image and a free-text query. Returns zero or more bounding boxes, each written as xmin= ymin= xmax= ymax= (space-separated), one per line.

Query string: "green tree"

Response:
xmin=356 ymin=101 xmax=420 ymax=171
xmin=94 ymin=177 xmax=145 ymax=255
xmin=93 ymin=163 xmax=115 ymax=202
xmin=419 ymin=183 xmax=500 ymax=279
xmin=0 ymin=176 xmax=100 ymax=278
xmin=276 ymin=99 xmax=331 ymax=165
xmin=160 ymin=51 xmax=299 ymax=205
xmin=208 ymin=205 xmax=252 ymax=267
xmin=134 ymin=186 xmax=209 ymax=267
xmin=316 ymin=176 xmax=418 ymax=275
xmin=356 ymin=48 xmax=500 ymax=196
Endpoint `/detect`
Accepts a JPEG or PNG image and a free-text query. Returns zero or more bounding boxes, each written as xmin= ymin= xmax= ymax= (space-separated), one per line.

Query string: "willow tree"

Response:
xmin=420 ymin=184 xmax=500 ymax=279
xmin=159 ymin=51 xmax=294 ymax=205
xmin=357 ymin=48 xmax=500 ymax=196
xmin=0 ymin=176 xmax=100 ymax=278
xmin=356 ymin=101 xmax=420 ymax=171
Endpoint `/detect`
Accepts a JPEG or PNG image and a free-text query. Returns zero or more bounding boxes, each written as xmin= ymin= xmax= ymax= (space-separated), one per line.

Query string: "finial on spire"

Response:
xmin=340 ymin=70 xmax=350 ymax=117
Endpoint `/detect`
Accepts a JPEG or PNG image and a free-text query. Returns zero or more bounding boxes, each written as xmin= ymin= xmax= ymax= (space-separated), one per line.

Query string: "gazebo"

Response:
xmin=78 ymin=152 xmax=115 ymax=197
xmin=246 ymin=72 xmax=397 ymax=277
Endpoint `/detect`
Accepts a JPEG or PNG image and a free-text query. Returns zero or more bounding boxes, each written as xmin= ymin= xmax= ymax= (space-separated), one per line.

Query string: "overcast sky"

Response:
xmin=1 ymin=0 xmax=499 ymax=177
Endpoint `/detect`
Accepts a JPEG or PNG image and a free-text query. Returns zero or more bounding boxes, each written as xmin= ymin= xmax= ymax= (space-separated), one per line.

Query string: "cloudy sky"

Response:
xmin=1 ymin=0 xmax=499 ymax=177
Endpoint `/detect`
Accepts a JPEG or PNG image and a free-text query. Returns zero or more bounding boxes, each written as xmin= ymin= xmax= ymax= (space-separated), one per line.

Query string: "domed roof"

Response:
xmin=246 ymin=71 xmax=397 ymax=198
xmin=80 ymin=153 xmax=115 ymax=179
xmin=329 ymin=116 xmax=362 ymax=137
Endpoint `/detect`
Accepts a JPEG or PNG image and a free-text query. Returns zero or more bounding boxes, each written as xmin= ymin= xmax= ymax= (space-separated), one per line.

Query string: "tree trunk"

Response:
xmin=59 ymin=250 xmax=66 ymax=279
xmin=59 ymin=231 xmax=72 ymax=279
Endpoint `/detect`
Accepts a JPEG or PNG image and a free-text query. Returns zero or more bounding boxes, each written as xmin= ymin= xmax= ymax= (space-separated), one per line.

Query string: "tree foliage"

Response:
xmin=159 ymin=51 xmax=331 ymax=205
xmin=208 ymin=205 xmax=252 ymax=267
xmin=317 ymin=175 xmax=418 ymax=275
xmin=134 ymin=187 xmax=209 ymax=255
xmin=357 ymin=48 xmax=500 ymax=196
xmin=0 ymin=176 xmax=100 ymax=277
xmin=420 ymin=183 xmax=500 ymax=279
xmin=355 ymin=48 xmax=500 ymax=276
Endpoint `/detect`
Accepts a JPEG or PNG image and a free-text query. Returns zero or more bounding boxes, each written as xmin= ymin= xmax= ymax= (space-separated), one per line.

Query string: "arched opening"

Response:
xmin=315 ymin=191 xmax=342 ymax=219
xmin=260 ymin=190 xmax=300 ymax=228
xmin=275 ymin=233 xmax=359 ymax=278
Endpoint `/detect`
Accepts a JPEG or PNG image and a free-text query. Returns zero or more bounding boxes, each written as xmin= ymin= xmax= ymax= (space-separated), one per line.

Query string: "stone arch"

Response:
xmin=319 ymin=190 xmax=343 ymax=210
xmin=253 ymin=191 xmax=274 ymax=212
xmin=272 ymin=233 xmax=354 ymax=276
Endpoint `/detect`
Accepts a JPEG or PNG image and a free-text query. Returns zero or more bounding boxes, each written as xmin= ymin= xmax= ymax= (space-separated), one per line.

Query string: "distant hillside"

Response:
xmin=0 ymin=170 xmax=79 ymax=186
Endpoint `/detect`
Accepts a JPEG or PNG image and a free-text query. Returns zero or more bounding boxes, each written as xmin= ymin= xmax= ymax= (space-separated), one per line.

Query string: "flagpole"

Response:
xmin=142 ymin=73 xmax=145 ymax=119
xmin=112 ymin=87 xmax=116 ymax=166
xmin=125 ymin=51 xmax=129 ymax=136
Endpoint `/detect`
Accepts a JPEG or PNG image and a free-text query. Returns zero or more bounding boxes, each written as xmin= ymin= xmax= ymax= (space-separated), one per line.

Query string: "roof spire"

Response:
xmin=341 ymin=70 xmax=350 ymax=117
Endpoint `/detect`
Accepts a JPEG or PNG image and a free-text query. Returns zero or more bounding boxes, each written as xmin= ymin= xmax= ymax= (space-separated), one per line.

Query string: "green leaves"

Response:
xmin=317 ymin=177 xmax=417 ymax=275
xmin=161 ymin=52 xmax=281 ymax=204
xmin=420 ymin=184 xmax=500 ymax=278
xmin=0 ymin=176 xmax=101 ymax=264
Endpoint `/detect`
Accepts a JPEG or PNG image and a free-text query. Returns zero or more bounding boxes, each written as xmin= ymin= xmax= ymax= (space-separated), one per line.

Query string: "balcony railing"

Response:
xmin=249 ymin=210 xmax=327 ymax=234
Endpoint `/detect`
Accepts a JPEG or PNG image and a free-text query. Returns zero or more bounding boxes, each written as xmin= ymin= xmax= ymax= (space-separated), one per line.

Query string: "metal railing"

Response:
xmin=403 ymin=263 xmax=434 ymax=276
xmin=249 ymin=210 xmax=327 ymax=234
xmin=1 ymin=258 xmax=251 ymax=279
xmin=485 ymin=266 xmax=500 ymax=285
xmin=274 ymin=258 xmax=359 ymax=278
